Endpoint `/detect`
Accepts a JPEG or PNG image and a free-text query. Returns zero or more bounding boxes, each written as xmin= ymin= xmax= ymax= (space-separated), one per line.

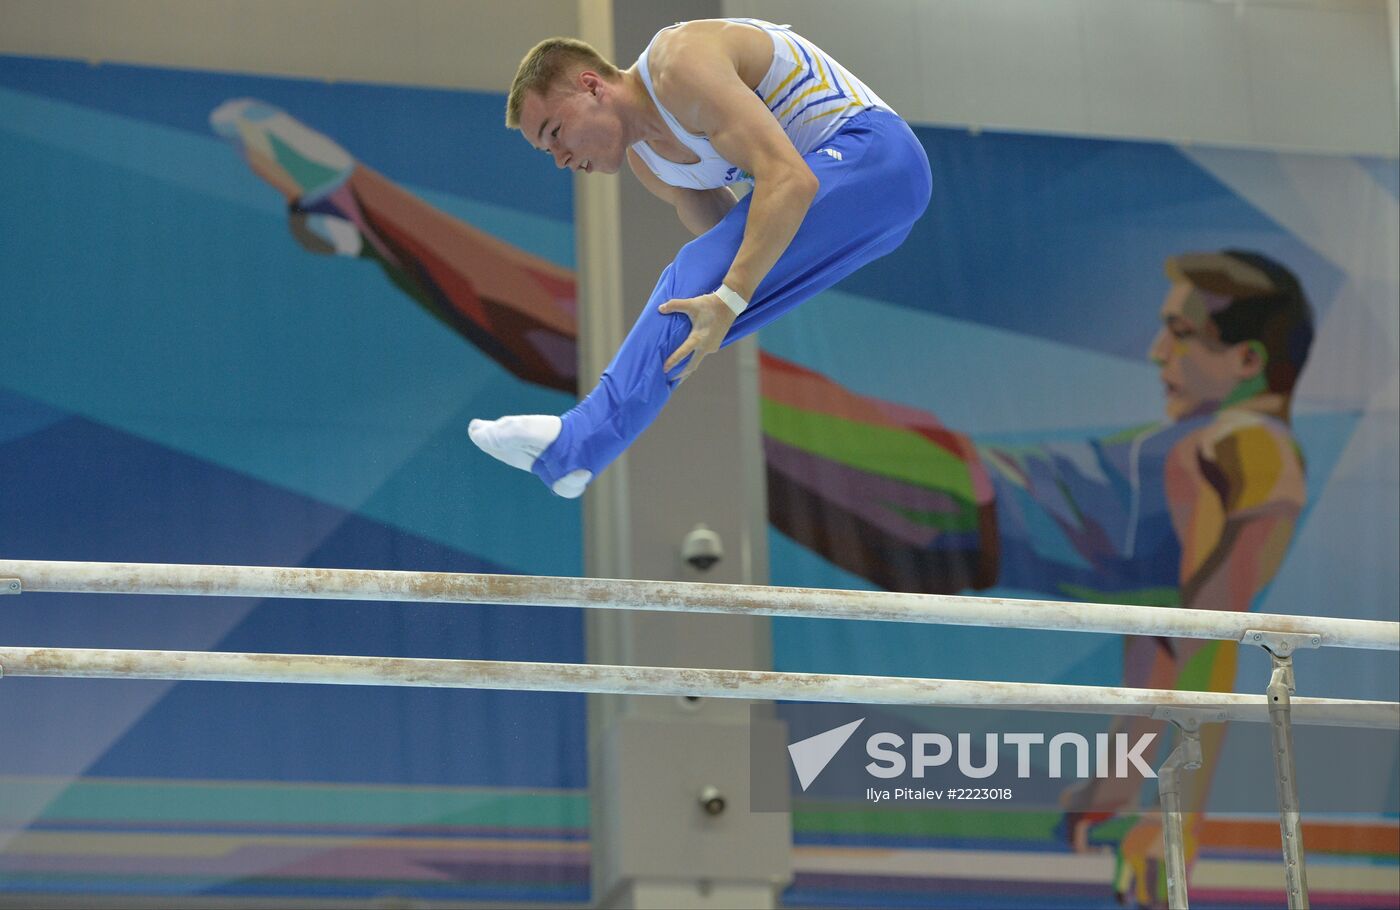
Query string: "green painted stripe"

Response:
xmin=762 ymin=400 xmax=976 ymax=503
xmin=886 ymin=501 xmax=981 ymax=533
xmin=1099 ymin=422 xmax=1160 ymax=446
xmin=793 ymin=807 xmax=1062 ymax=841
xmin=19 ymin=780 xmax=586 ymax=829
xmin=1177 ymin=639 xmax=1228 ymax=692
xmin=266 ymin=132 xmax=347 ymax=197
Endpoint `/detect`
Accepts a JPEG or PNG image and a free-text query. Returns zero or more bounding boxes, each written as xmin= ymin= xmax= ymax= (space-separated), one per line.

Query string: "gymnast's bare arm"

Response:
xmin=648 ymin=23 xmax=819 ymax=381
xmin=626 ymin=148 xmax=738 ymax=236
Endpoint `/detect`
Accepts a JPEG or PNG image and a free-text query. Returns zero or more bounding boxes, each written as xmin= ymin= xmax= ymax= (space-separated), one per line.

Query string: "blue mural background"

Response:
xmin=0 ymin=58 xmax=589 ymax=903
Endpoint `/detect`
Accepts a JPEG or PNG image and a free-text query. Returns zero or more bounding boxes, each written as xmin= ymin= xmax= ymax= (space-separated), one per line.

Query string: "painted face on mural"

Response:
xmin=518 ymin=73 xmax=626 ymax=176
xmin=1149 ymin=283 xmax=1266 ymax=421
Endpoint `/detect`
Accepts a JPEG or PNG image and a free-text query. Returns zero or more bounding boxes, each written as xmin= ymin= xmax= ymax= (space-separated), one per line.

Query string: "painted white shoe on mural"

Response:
xmin=209 ymin=98 xmax=355 ymax=202
xmin=468 ymin=415 xmax=592 ymax=499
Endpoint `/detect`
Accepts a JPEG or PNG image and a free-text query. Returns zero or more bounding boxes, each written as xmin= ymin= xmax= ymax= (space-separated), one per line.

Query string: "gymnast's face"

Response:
xmin=1149 ymin=283 xmax=1264 ymax=421
xmin=519 ymin=73 xmax=626 ymax=176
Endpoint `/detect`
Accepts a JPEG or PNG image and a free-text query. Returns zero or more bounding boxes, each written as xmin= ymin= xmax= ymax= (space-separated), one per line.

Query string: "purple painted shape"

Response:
xmin=267 ymin=847 xmax=456 ymax=881
xmin=764 ymin=436 xmax=966 ymax=546
xmin=524 ymin=328 xmax=580 ymax=385
xmin=1019 ymin=447 xmax=1118 ymax=562
xmin=268 ymin=845 xmax=588 ymax=881
xmin=27 ymin=818 xmax=587 ymax=839
xmin=1194 ymin=886 xmax=1389 ymax=908
xmin=417 ymin=859 xmax=590 ymax=884
xmin=0 ymin=844 xmax=327 ymax=877
xmin=0 ymin=842 xmax=589 ymax=883
xmin=273 ymin=845 xmax=585 ymax=879
xmin=404 ymin=847 xmax=588 ymax=867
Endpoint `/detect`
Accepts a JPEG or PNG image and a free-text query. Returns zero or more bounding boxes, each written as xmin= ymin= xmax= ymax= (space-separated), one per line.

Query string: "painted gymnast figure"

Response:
xmin=467 ymin=18 xmax=932 ymax=497
xmin=766 ymin=251 xmax=1315 ymax=906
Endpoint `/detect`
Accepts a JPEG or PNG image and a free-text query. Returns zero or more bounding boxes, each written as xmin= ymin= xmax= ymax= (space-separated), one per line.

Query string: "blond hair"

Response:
xmin=506 ymin=37 xmax=620 ymax=128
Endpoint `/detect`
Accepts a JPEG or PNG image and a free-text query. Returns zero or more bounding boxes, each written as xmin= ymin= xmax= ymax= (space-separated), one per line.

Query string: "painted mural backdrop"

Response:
xmin=761 ymin=131 xmax=1399 ymax=907
xmin=2 ymin=53 xmax=1396 ymax=910
xmin=0 ymin=58 xmax=588 ymax=904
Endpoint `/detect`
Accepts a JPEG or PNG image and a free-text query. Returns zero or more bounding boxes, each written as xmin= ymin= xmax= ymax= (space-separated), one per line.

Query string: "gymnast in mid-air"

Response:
xmin=469 ymin=17 xmax=931 ymax=497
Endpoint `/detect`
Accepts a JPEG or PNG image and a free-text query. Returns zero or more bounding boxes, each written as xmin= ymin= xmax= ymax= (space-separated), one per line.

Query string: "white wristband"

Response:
xmin=714 ymin=283 xmax=749 ymax=316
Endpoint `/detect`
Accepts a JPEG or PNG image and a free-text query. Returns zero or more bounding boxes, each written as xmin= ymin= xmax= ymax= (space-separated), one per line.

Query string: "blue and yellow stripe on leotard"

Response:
xmin=761 ymin=30 xmax=868 ymax=130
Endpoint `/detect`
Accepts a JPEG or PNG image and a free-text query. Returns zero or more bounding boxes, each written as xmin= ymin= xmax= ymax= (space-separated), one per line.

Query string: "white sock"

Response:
xmin=549 ymin=469 xmax=592 ymax=499
xmin=468 ymin=415 xmax=592 ymax=498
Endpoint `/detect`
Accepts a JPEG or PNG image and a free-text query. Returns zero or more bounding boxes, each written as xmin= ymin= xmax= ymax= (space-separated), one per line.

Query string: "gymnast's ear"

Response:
xmin=1236 ymin=339 xmax=1268 ymax=379
xmin=579 ymin=70 xmax=607 ymax=98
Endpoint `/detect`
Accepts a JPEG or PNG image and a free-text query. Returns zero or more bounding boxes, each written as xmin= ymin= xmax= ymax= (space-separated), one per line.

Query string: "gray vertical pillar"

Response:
xmin=575 ymin=1 xmax=790 ymax=907
xmin=1390 ymin=0 xmax=1400 ymax=122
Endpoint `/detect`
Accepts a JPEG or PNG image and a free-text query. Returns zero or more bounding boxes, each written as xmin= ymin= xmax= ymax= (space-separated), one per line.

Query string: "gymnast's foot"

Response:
xmin=468 ymin=415 xmax=592 ymax=499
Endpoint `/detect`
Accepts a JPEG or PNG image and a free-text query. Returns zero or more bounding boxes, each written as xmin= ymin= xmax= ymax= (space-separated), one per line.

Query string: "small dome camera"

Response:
xmin=681 ymin=524 xmax=723 ymax=571
xmin=698 ymin=785 xmax=726 ymax=816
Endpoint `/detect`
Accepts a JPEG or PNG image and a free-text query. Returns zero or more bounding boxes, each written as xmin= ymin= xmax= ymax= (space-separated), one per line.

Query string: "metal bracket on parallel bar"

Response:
xmin=1151 ymin=707 xmax=1239 ymax=907
xmin=1242 ymin=629 xmax=1321 ymax=658
xmin=0 ymin=579 xmax=19 ymax=595
xmin=1154 ymin=712 xmax=1210 ymax=910
xmin=1151 ymin=705 xmax=1228 ymax=732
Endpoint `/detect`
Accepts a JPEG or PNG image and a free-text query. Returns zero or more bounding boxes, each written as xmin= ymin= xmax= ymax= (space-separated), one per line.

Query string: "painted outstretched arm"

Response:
xmin=211 ymin=98 xmax=579 ymax=393
xmin=761 ymin=352 xmax=997 ymax=593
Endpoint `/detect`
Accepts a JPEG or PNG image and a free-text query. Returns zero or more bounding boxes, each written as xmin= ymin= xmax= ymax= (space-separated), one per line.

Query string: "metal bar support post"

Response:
xmin=1151 ymin=708 xmax=1229 ymax=909
xmin=1245 ymin=629 xmax=1316 ymax=910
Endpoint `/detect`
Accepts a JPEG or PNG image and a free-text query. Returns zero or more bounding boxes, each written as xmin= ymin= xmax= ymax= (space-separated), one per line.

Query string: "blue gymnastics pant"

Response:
xmin=532 ymin=108 xmax=932 ymax=491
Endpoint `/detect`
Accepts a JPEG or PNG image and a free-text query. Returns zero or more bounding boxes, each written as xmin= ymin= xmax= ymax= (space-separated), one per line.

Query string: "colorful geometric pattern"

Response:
xmin=3 ymin=52 xmax=1396 ymax=909
xmin=759 ymin=114 xmax=1398 ymax=908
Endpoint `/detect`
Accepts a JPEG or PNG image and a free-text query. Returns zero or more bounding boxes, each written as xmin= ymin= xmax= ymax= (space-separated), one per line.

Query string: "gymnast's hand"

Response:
xmin=659 ymin=292 xmax=737 ymax=383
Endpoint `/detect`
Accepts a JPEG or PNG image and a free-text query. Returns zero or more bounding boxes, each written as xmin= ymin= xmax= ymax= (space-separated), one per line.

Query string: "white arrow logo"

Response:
xmin=787 ymin=718 xmax=865 ymax=791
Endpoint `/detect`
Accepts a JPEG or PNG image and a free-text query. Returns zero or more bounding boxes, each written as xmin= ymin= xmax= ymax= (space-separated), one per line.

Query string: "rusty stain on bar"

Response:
xmin=0 ymin=646 xmax=1395 ymax=729
xmin=1 ymin=558 xmax=1395 ymax=651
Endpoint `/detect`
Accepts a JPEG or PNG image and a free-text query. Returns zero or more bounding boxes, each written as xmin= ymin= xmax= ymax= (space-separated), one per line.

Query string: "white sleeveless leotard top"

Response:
xmin=630 ymin=18 xmax=893 ymax=190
